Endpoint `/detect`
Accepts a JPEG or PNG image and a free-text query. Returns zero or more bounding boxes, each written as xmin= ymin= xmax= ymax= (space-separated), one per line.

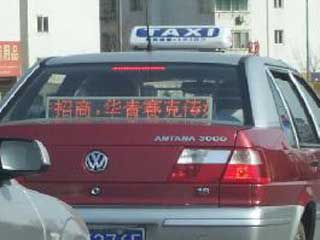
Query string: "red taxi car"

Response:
xmin=0 ymin=26 xmax=320 ymax=240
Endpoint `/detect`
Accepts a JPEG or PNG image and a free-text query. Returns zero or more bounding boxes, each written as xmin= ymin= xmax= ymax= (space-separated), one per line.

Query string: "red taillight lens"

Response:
xmin=112 ymin=66 xmax=166 ymax=72
xmin=170 ymin=164 xmax=200 ymax=180
xmin=221 ymin=149 xmax=270 ymax=184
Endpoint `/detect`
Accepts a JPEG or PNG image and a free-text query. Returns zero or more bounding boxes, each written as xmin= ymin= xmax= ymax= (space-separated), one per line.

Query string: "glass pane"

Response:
xmin=216 ymin=0 xmax=223 ymax=10
xmin=232 ymin=0 xmax=240 ymax=10
xmin=43 ymin=17 xmax=49 ymax=32
xmin=239 ymin=0 xmax=248 ymax=10
xmin=231 ymin=0 xmax=247 ymax=10
xmin=232 ymin=32 xmax=241 ymax=48
xmin=37 ymin=16 xmax=42 ymax=32
xmin=272 ymin=71 xmax=318 ymax=144
xmin=217 ymin=0 xmax=231 ymax=11
xmin=294 ymin=75 xmax=320 ymax=131
xmin=268 ymin=74 xmax=296 ymax=147
xmin=2 ymin=63 xmax=246 ymax=125
xmin=240 ymin=32 xmax=249 ymax=48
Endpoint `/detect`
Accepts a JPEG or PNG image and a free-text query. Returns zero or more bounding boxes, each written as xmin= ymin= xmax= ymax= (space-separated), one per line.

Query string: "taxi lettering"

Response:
xmin=136 ymin=27 xmax=220 ymax=38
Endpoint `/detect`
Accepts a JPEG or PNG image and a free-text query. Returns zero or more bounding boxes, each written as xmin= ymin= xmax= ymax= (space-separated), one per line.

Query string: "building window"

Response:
xmin=274 ymin=0 xmax=284 ymax=8
xmin=100 ymin=0 xmax=117 ymax=22
xmin=199 ymin=0 xmax=214 ymax=14
xmin=37 ymin=16 xmax=49 ymax=33
xmin=274 ymin=30 xmax=284 ymax=44
xmin=216 ymin=0 xmax=248 ymax=11
xmin=130 ymin=0 xmax=143 ymax=11
xmin=232 ymin=31 xmax=249 ymax=49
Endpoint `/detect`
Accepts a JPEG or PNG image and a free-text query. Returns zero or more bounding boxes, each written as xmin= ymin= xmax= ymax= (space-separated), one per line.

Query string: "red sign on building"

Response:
xmin=0 ymin=41 xmax=22 ymax=77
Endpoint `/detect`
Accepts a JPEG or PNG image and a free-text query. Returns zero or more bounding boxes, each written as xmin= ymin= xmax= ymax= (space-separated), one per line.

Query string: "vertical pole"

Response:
xmin=145 ymin=0 xmax=152 ymax=51
xmin=212 ymin=0 xmax=216 ymax=25
xmin=306 ymin=0 xmax=310 ymax=80
xmin=266 ymin=0 xmax=270 ymax=57
xmin=20 ymin=0 xmax=29 ymax=73
xmin=119 ymin=0 xmax=123 ymax=51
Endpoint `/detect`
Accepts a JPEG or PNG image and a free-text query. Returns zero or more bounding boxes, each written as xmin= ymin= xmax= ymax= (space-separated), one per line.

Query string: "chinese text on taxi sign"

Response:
xmin=0 ymin=41 xmax=21 ymax=77
xmin=47 ymin=97 xmax=212 ymax=121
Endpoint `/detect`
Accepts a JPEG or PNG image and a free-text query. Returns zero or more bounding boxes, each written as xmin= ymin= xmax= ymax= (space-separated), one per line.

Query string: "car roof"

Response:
xmin=44 ymin=51 xmax=292 ymax=69
xmin=45 ymin=51 xmax=243 ymax=66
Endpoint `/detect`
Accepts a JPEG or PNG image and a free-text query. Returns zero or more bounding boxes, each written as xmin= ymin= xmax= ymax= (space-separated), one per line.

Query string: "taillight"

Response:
xmin=169 ymin=149 xmax=231 ymax=183
xmin=222 ymin=149 xmax=271 ymax=184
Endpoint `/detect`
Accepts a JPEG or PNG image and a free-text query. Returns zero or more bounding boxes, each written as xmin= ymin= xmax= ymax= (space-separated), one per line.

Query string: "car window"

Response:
xmin=293 ymin=74 xmax=320 ymax=133
xmin=267 ymin=73 xmax=296 ymax=147
xmin=1 ymin=63 xmax=248 ymax=125
xmin=270 ymin=70 xmax=318 ymax=145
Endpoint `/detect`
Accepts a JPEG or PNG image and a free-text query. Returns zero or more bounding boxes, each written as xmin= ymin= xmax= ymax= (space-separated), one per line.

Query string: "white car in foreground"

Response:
xmin=0 ymin=139 xmax=89 ymax=240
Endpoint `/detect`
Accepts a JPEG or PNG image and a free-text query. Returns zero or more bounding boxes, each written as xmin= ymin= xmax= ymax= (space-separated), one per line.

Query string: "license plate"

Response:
xmin=90 ymin=228 xmax=145 ymax=240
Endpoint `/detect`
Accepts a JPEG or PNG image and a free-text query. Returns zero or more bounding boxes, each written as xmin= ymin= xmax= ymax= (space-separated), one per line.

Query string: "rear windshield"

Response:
xmin=1 ymin=63 xmax=247 ymax=125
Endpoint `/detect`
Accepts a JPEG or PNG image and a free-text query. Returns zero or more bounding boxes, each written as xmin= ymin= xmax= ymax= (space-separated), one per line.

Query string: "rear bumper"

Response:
xmin=74 ymin=205 xmax=303 ymax=240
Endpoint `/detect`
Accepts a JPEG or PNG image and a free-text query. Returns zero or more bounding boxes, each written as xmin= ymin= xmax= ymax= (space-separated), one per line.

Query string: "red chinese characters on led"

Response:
xmin=52 ymin=100 xmax=73 ymax=118
xmin=48 ymin=97 xmax=211 ymax=120
xmin=75 ymin=100 xmax=91 ymax=117
xmin=143 ymin=99 xmax=162 ymax=118
xmin=165 ymin=100 xmax=182 ymax=118
xmin=185 ymin=99 xmax=209 ymax=118
xmin=125 ymin=99 xmax=140 ymax=118
xmin=105 ymin=99 xmax=122 ymax=117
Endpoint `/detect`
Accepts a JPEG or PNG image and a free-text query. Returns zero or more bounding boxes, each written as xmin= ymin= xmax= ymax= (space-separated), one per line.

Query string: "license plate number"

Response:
xmin=90 ymin=228 xmax=145 ymax=240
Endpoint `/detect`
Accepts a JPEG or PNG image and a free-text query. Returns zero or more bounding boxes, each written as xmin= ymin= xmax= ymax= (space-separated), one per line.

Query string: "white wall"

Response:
xmin=216 ymin=0 xmax=320 ymax=72
xmin=250 ymin=0 xmax=268 ymax=56
xmin=251 ymin=0 xmax=320 ymax=72
xmin=0 ymin=0 xmax=20 ymax=41
xmin=27 ymin=0 xmax=100 ymax=66
xmin=268 ymin=0 xmax=306 ymax=70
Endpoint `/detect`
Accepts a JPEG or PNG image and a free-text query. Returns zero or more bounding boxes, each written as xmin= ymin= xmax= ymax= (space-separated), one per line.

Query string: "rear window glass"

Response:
xmin=1 ymin=63 xmax=247 ymax=125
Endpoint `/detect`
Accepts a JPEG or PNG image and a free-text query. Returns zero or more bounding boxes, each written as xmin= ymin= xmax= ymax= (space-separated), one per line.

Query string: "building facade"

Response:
xmin=100 ymin=0 xmax=216 ymax=52
xmin=1 ymin=0 xmax=319 ymax=98
xmin=0 ymin=0 xmax=21 ymax=96
xmin=100 ymin=0 xmax=320 ymax=74
xmin=0 ymin=0 xmax=100 ymax=96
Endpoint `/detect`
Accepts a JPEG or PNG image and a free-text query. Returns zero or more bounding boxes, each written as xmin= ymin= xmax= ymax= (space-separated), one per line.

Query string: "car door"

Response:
xmin=268 ymin=68 xmax=320 ymax=174
xmin=0 ymin=179 xmax=44 ymax=240
xmin=268 ymin=68 xmax=320 ymax=238
xmin=290 ymin=73 xmax=320 ymax=238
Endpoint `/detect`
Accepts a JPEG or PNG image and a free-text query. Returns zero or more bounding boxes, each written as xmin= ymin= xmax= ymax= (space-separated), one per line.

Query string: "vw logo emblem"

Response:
xmin=85 ymin=150 xmax=108 ymax=173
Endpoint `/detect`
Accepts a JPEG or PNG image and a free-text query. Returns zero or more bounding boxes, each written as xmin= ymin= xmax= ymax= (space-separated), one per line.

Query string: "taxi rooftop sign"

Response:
xmin=130 ymin=25 xmax=232 ymax=50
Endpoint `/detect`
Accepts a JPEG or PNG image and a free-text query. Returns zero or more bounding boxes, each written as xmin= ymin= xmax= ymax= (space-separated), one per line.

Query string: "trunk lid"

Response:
xmin=0 ymin=121 xmax=244 ymax=205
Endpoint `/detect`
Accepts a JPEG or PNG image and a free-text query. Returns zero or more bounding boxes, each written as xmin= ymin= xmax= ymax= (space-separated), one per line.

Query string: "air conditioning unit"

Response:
xmin=235 ymin=15 xmax=245 ymax=25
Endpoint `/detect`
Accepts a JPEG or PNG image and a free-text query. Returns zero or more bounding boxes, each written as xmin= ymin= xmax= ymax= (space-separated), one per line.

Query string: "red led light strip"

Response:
xmin=112 ymin=66 xmax=166 ymax=71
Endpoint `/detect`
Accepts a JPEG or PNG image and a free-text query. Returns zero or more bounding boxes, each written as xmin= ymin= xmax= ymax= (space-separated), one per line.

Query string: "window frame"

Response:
xmin=0 ymin=62 xmax=253 ymax=126
xmin=215 ymin=0 xmax=248 ymax=12
xmin=274 ymin=0 xmax=284 ymax=8
xmin=266 ymin=68 xmax=300 ymax=148
xmin=267 ymin=66 xmax=320 ymax=148
xmin=37 ymin=16 xmax=49 ymax=33
xmin=290 ymin=72 xmax=320 ymax=141
xmin=232 ymin=30 xmax=250 ymax=49
xmin=274 ymin=30 xmax=284 ymax=44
